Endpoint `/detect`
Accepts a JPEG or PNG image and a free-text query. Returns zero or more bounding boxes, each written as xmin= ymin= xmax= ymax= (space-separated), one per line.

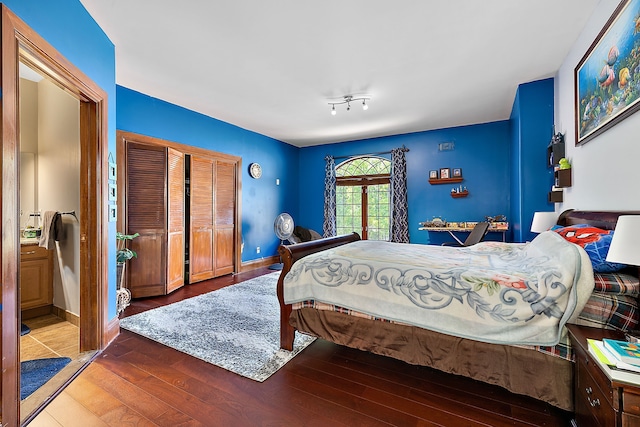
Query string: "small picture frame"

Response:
xmin=108 ymin=182 xmax=117 ymax=201
xmin=439 ymin=168 xmax=450 ymax=179
xmin=108 ymin=204 xmax=117 ymax=222
xmin=429 ymin=170 xmax=438 ymax=179
xmin=452 ymin=168 xmax=462 ymax=177
xmin=108 ymin=162 xmax=117 ymax=181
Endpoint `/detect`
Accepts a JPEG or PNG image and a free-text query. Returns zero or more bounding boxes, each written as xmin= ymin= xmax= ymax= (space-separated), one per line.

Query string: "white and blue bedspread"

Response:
xmin=284 ymin=231 xmax=595 ymax=346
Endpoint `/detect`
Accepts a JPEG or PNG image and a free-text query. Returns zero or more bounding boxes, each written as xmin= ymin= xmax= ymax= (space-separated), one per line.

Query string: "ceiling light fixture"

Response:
xmin=328 ymin=95 xmax=371 ymax=115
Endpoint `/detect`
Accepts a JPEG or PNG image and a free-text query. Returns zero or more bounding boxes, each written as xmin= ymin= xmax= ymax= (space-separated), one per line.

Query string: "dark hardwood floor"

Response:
xmin=30 ymin=268 xmax=573 ymax=426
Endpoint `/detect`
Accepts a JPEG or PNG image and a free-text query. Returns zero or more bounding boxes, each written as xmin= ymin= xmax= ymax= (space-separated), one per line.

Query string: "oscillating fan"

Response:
xmin=269 ymin=213 xmax=294 ymax=270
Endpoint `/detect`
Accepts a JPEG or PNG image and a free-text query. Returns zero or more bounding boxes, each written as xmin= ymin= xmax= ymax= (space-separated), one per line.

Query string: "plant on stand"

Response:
xmin=116 ymin=231 xmax=139 ymax=314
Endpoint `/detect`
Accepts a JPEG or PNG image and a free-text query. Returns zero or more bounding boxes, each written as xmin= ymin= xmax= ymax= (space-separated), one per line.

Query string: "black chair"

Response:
xmin=441 ymin=221 xmax=490 ymax=247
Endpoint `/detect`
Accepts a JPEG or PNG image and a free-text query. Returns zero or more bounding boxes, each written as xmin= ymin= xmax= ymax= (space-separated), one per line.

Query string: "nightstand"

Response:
xmin=568 ymin=324 xmax=640 ymax=426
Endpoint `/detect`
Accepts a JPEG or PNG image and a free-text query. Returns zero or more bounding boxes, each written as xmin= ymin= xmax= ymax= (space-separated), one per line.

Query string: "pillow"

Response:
xmin=551 ymin=224 xmax=626 ymax=272
xmin=593 ymin=272 xmax=640 ymax=297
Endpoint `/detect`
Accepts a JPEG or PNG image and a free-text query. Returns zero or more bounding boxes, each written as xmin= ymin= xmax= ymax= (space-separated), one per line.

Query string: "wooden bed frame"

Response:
xmin=276 ymin=210 xmax=640 ymax=411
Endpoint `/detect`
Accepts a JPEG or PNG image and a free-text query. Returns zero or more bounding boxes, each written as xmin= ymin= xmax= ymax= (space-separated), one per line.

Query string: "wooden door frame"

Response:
xmin=1 ymin=6 xmax=109 ymax=425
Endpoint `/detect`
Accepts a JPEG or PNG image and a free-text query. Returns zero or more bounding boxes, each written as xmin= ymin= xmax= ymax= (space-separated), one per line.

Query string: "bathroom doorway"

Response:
xmin=1 ymin=6 xmax=110 ymax=426
xmin=17 ymin=58 xmax=93 ymax=421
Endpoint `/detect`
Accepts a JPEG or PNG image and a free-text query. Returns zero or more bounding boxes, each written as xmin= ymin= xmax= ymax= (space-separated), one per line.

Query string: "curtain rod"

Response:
xmin=329 ymin=145 xmax=409 ymax=161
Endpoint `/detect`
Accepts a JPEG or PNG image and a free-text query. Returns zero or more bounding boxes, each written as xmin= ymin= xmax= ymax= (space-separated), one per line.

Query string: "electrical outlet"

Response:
xmin=256 ymin=246 xmax=260 ymax=254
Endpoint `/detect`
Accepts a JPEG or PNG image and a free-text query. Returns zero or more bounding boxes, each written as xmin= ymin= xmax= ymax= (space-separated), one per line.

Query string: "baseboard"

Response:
xmin=240 ymin=255 xmax=280 ymax=272
xmin=52 ymin=306 xmax=80 ymax=327
xmin=104 ymin=315 xmax=120 ymax=347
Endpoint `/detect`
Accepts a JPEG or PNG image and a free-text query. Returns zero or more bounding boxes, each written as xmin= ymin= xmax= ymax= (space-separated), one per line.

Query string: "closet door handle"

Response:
xmin=21 ymin=250 xmax=36 ymax=255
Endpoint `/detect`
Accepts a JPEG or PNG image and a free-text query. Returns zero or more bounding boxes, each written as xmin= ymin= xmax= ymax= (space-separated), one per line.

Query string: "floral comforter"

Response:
xmin=284 ymin=231 xmax=595 ymax=346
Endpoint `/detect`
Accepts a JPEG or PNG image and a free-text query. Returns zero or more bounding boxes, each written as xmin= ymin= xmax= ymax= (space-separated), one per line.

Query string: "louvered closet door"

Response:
xmin=126 ymin=142 xmax=168 ymax=298
xmin=215 ymin=160 xmax=236 ymax=276
xmin=189 ymin=156 xmax=215 ymax=283
xmin=166 ymin=148 xmax=185 ymax=293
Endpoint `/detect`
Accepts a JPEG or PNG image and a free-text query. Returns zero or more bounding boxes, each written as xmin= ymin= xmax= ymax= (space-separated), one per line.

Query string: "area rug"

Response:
xmin=21 ymin=323 xmax=31 ymax=336
xmin=120 ymin=272 xmax=315 ymax=382
xmin=21 ymin=357 xmax=71 ymax=400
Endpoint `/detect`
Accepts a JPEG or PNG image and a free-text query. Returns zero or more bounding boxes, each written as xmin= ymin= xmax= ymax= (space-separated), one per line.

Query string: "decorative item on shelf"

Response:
xmin=558 ymin=157 xmax=571 ymax=170
xmin=450 ymin=185 xmax=468 ymax=198
xmin=452 ymin=168 xmax=462 ymax=178
xmin=116 ymin=231 xmax=139 ymax=315
xmin=547 ymin=129 xmax=565 ymax=168
xmin=328 ymin=95 xmax=371 ymax=115
xmin=429 ymin=170 xmax=438 ymax=179
xmin=439 ymin=168 xmax=450 ymax=179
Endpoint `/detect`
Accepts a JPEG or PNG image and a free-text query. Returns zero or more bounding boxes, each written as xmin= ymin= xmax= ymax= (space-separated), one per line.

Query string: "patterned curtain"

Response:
xmin=390 ymin=148 xmax=409 ymax=243
xmin=322 ymin=155 xmax=337 ymax=237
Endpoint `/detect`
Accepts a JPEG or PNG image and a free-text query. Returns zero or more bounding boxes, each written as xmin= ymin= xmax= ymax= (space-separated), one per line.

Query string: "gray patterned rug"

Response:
xmin=120 ymin=272 xmax=315 ymax=382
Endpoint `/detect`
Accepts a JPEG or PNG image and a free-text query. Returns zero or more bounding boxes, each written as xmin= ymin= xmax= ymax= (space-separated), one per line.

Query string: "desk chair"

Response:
xmin=441 ymin=221 xmax=490 ymax=247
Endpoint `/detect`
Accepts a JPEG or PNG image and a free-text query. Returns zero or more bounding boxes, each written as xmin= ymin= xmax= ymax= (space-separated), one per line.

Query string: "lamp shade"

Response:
xmin=606 ymin=215 xmax=640 ymax=266
xmin=531 ymin=211 xmax=558 ymax=233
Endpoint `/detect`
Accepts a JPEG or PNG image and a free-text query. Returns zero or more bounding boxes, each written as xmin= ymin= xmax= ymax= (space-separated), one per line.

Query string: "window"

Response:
xmin=335 ymin=156 xmax=391 ymax=240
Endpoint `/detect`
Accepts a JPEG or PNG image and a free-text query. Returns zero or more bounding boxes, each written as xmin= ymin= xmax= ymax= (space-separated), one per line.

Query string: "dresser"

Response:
xmin=20 ymin=241 xmax=53 ymax=318
xmin=568 ymin=324 xmax=640 ymax=426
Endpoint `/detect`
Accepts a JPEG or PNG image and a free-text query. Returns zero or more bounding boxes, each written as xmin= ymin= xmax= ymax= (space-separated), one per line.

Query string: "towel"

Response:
xmin=39 ymin=211 xmax=62 ymax=249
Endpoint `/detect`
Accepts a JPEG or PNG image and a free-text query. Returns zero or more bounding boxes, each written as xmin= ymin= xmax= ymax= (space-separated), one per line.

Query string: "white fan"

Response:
xmin=274 ymin=213 xmax=294 ymax=243
xmin=270 ymin=213 xmax=294 ymax=270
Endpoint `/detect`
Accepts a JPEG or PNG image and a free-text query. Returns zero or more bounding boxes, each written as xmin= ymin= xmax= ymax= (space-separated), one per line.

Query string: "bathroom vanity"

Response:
xmin=20 ymin=239 xmax=53 ymax=318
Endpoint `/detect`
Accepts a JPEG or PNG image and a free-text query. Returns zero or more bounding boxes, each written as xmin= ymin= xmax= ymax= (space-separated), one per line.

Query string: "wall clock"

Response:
xmin=249 ymin=162 xmax=262 ymax=179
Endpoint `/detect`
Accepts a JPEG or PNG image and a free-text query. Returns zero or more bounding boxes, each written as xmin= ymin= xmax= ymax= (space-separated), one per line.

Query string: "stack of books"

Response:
xmin=588 ymin=338 xmax=640 ymax=373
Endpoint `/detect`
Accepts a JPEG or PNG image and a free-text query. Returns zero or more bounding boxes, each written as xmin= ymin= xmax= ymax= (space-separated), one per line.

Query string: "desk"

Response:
xmin=418 ymin=226 xmax=508 ymax=243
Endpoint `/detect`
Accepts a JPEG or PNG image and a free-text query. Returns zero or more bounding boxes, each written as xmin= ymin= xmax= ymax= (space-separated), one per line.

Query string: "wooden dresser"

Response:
xmin=568 ymin=325 xmax=640 ymax=426
xmin=20 ymin=241 xmax=53 ymax=318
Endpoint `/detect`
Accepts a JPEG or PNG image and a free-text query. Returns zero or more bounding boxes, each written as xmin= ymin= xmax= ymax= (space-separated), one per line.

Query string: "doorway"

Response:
xmin=1 ymin=5 xmax=109 ymax=426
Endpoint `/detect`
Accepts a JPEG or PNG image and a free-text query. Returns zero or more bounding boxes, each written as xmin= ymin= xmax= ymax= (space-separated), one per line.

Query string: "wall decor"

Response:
xmin=429 ymin=170 xmax=438 ymax=179
xmin=439 ymin=168 xmax=450 ymax=179
xmin=452 ymin=168 xmax=462 ymax=177
xmin=108 ymin=152 xmax=117 ymax=180
xmin=108 ymin=182 xmax=117 ymax=201
xmin=108 ymin=204 xmax=117 ymax=222
xmin=575 ymin=0 xmax=640 ymax=145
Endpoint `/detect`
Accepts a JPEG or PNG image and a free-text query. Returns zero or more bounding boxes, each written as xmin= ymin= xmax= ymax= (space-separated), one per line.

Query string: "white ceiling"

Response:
xmin=79 ymin=0 xmax=599 ymax=147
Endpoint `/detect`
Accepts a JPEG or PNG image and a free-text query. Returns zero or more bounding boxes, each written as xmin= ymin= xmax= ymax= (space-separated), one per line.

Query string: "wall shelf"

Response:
xmin=555 ymin=168 xmax=572 ymax=188
xmin=451 ymin=190 xmax=469 ymax=198
xmin=429 ymin=177 xmax=463 ymax=185
xmin=548 ymin=190 xmax=563 ymax=203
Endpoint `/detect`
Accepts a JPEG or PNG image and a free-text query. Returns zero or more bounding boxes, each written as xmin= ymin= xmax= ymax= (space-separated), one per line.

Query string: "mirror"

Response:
xmin=20 ymin=152 xmax=37 ymax=230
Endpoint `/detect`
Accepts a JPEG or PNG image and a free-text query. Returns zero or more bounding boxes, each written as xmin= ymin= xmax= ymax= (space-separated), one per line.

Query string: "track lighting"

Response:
xmin=328 ymin=95 xmax=371 ymax=115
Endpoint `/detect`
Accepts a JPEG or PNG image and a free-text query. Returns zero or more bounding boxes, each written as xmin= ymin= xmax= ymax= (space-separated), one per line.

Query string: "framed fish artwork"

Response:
xmin=575 ymin=0 xmax=640 ymax=145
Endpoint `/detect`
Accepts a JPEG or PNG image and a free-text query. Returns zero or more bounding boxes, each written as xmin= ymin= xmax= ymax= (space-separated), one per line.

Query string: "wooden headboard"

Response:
xmin=558 ymin=209 xmax=640 ymax=231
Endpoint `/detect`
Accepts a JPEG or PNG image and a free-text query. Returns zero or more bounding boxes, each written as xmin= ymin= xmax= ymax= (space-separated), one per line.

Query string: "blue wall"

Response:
xmin=509 ymin=78 xmax=555 ymax=242
xmin=4 ymin=0 xmax=119 ymax=319
xmin=116 ymin=87 xmax=300 ymax=261
xmin=297 ymin=121 xmax=512 ymax=245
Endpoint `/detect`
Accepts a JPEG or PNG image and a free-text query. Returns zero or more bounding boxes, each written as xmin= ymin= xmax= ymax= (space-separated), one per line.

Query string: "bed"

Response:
xmin=276 ymin=210 xmax=640 ymax=411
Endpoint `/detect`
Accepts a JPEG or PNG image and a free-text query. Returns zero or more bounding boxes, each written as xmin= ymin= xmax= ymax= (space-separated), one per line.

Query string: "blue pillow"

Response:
xmin=552 ymin=224 xmax=626 ymax=273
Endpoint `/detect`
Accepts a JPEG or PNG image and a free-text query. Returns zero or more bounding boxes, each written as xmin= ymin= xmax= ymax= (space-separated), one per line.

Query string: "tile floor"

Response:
xmin=20 ymin=314 xmax=95 ymax=425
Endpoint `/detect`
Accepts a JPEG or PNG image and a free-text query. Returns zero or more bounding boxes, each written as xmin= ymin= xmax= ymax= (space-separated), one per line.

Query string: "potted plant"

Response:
xmin=116 ymin=231 xmax=139 ymax=314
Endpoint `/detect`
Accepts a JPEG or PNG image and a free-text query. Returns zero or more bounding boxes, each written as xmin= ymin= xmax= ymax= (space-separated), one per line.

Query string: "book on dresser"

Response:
xmin=588 ymin=339 xmax=640 ymax=374
xmin=603 ymin=338 xmax=640 ymax=366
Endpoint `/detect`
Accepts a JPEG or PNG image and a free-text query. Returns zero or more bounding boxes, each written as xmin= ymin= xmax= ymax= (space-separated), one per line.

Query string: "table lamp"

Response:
xmin=531 ymin=211 xmax=558 ymax=233
xmin=606 ymin=215 xmax=640 ymax=266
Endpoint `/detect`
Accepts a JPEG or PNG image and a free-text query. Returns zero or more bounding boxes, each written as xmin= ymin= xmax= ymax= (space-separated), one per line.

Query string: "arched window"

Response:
xmin=335 ymin=156 xmax=391 ymax=240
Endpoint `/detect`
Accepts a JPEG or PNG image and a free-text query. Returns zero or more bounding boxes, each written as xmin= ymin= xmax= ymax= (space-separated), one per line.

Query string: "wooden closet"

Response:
xmin=117 ymin=131 xmax=241 ymax=298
